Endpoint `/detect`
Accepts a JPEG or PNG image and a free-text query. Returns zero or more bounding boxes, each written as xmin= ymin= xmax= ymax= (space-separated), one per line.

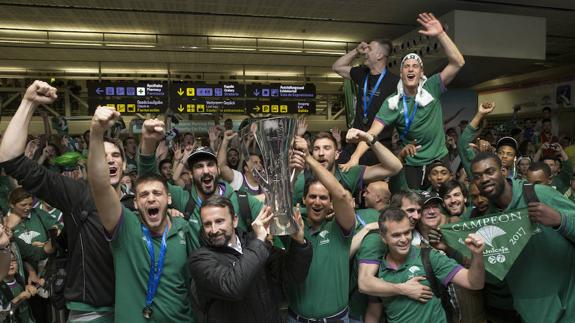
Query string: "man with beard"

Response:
xmin=88 ymin=106 xmax=197 ymax=323
xmin=293 ymin=130 xmax=402 ymax=204
xmin=439 ymin=180 xmax=469 ymax=219
xmin=286 ymin=137 xmax=356 ymax=322
xmin=332 ymin=38 xmax=399 ymax=163
xmin=217 ymin=130 xmax=263 ymax=195
xmin=226 ymin=148 xmax=240 ymax=170
xmin=342 ymin=12 xmax=465 ymax=189
xmin=471 ymin=152 xmax=575 ymax=323
xmin=138 ymin=120 xmax=263 ymax=247
xmin=0 ymin=81 xmax=119 ymax=322
xmin=376 ymin=207 xmax=484 ymax=323
xmin=188 ymin=196 xmax=312 ymax=323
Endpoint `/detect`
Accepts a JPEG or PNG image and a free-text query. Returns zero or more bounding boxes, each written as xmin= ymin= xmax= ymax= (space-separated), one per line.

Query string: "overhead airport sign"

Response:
xmin=171 ymin=82 xmax=244 ymax=98
xmin=245 ymin=101 xmax=315 ymax=114
xmin=246 ymin=84 xmax=316 ymax=99
xmin=87 ymin=81 xmax=168 ymax=114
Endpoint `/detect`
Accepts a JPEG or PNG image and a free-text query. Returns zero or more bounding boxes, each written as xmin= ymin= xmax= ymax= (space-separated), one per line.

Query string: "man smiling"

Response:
xmin=471 ymin=152 xmax=575 ymax=322
xmin=342 ymin=12 xmax=465 ymax=189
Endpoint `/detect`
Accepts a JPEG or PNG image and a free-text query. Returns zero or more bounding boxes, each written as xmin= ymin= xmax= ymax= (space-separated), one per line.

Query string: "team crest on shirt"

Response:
xmin=17 ymin=231 xmax=41 ymax=244
xmin=407 ymin=265 xmax=422 ymax=279
xmin=318 ymin=230 xmax=330 ymax=245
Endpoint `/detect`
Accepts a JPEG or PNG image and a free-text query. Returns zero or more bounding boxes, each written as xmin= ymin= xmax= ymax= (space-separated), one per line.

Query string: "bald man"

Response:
xmin=363 ymin=181 xmax=391 ymax=212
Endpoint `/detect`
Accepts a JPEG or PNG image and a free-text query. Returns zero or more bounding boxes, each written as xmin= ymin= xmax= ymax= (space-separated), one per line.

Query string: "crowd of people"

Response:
xmin=0 ymin=11 xmax=574 ymax=323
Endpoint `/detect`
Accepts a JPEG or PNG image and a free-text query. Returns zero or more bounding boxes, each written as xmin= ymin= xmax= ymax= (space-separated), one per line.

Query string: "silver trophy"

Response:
xmin=240 ymin=117 xmax=298 ymax=235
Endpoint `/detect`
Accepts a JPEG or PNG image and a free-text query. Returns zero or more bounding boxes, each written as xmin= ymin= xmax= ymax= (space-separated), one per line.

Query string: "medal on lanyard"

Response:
xmin=399 ymin=96 xmax=418 ymax=142
xmin=142 ymin=224 xmax=169 ymax=319
xmin=362 ymin=70 xmax=386 ymax=125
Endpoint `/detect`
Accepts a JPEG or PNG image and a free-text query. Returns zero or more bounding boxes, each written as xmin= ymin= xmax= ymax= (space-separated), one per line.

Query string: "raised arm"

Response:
xmin=417 ymin=13 xmax=465 ymax=86
xmin=451 ymin=233 xmax=485 ymax=290
xmin=347 ymin=128 xmax=403 ymax=181
xmin=0 ymin=81 xmax=57 ymax=163
xmin=298 ymin=137 xmax=356 ymax=231
xmin=217 ymin=130 xmax=237 ymax=183
xmin=340 ymin=120 xmax=385 ymax=172
xmin=332 ymin=42 xmax=367 ymax=80
xmin=87 ymin=107 xmax=122 ymax=233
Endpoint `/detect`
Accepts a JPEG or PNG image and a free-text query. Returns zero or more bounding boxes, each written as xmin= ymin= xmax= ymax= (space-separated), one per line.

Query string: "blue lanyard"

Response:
xmin=355 ymin=213 xmax=366 ymax=228
xmin=400 ymin=96 xmax=418 ymax=141
xmin=143 ymin=224 xmax=169 ymax=309
xmin=363 ymin=70 xmax=387 ymax=120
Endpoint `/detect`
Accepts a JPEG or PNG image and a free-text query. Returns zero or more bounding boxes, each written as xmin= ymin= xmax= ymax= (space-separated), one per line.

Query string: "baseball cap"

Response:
xmin=496 ymin=136 xmax=518 ymax=152
xmin=417 ymin=190 xmax=443 ymax=205
xmin=187 ymin=146 xmax=217 ymax=167
xmin=427 ymin=160 xmax=451 ymax=173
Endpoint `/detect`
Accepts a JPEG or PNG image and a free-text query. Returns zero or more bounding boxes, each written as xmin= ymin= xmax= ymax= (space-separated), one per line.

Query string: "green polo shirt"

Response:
xmin=110 ymin=208 xmax=197 ymax=323
xmin=484 ymin=178 xmax=575 ymax=322
xmin=375 ymin=73 xmax=447 ymax=166
xmin=379 ymin=247 xmax=462 ymax=323
xmin=293 ymin=165 xmax=365 ymax=205
xmin=287 ymin=219 xmax=353 ymax=318
xmin=349 ymin=208 xmax=380 ymax=320
xmin=138 ymin=153 xmax=263 ymax=244
xmin=13 ymin=208 xmax=61 ymax=245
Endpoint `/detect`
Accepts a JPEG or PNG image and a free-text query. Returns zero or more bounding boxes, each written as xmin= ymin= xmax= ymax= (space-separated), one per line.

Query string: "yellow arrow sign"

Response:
xmin=177 ymin=88 xmax=184 ymax=96
xmin=177 ymin=104 xmax=184 ymax=112
xmin=254 ymin=106 xmax=261 ymax=112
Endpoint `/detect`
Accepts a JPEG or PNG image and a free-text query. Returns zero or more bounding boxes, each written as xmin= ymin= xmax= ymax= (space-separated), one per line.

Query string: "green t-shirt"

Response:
xmin=110 ymin=208 xmax=197 ymax=323
xmin=378 ymin=247 xmax=462 ymax=323
xmin=375 ymin=73 xmax=448 ymax=166
xmin=486 ymin=178 xmax=575 ymax=322
xmin=287 ymin=219 xmax=352 ymax=318
xmin=293 ymin=165 xmax=365 ymax=205
xmin=138 ymin=153 xmax=263 ymax=243
xmin=349 ymin=208 xmax=380 ymax=320
xmin=13 ymin=208 xmax=61 ymax=245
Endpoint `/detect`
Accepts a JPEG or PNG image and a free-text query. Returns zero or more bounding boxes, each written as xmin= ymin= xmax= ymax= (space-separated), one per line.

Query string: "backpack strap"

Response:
xmin=421 ymin=247 xmax=454 ymax=323
xmin=236 ymin=191 xmax=253 ymax=228
xmin=183 ymin=185 xmax=196 ymax=221
xmin=522 ymin=183 xmax=539 ymax=203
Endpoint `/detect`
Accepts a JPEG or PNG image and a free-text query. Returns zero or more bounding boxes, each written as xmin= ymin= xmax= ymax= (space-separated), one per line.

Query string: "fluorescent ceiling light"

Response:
xmin=259 ymin=49 xmax=302 ymax=53
xmin=211 ymin=47 xmax=256 ymax=51
xmin=105 ymin=43 xmax=156 ymax=48
xmin=49 ymin=41 xmax=103 ymax=46
xmin=0 ymin=39 xmax=44 ymax=44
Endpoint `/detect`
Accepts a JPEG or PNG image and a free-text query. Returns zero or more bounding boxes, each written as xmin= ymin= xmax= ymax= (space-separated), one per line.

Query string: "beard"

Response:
xmin=194 ymin=173 xmax=217 ymax=196
xmin=203 ymin=230 xmax=233 ymax=248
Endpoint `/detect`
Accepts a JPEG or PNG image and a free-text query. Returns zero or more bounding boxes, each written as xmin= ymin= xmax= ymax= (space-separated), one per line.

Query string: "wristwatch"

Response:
xmin=367 ymin=134 xmax=378 ymax=147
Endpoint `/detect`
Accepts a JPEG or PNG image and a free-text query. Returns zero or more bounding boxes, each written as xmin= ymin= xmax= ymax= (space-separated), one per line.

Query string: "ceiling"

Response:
xmin=0 ymin=0 xmax=574 ymax=92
